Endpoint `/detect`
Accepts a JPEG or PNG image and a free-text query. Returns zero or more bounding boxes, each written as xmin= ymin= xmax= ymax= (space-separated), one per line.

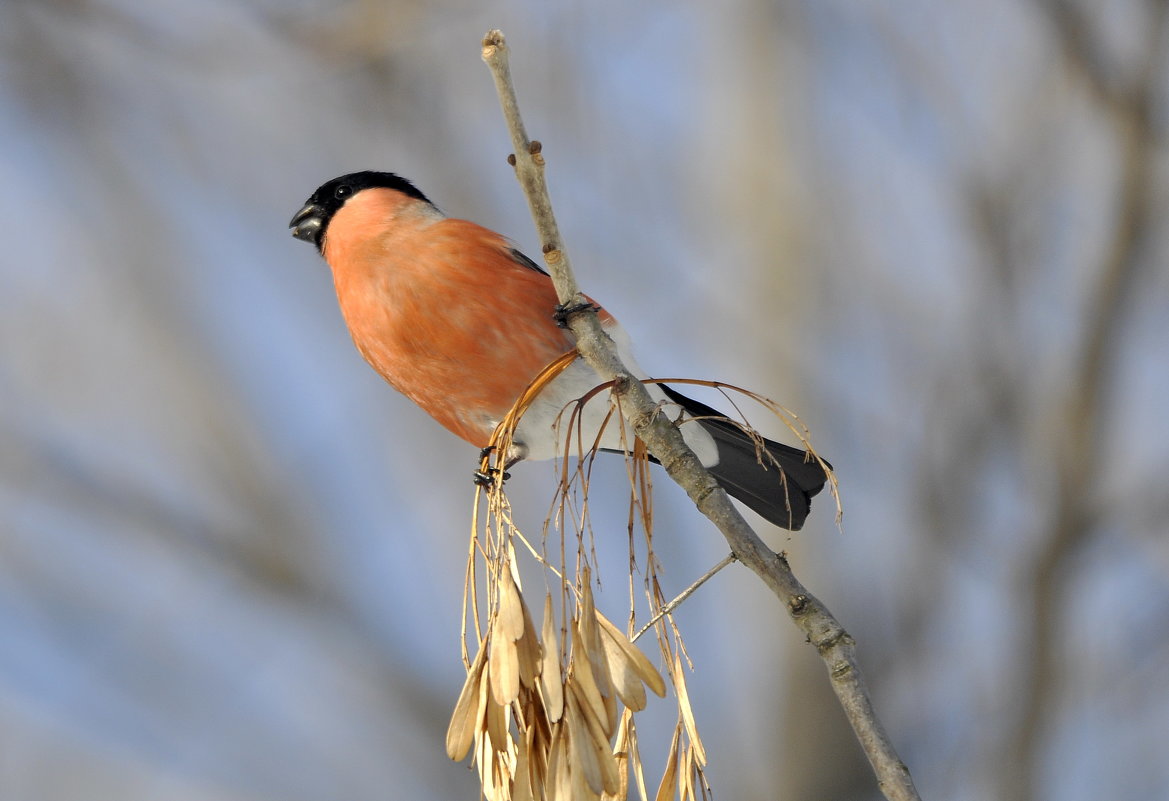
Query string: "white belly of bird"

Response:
xmin=508 ymin=323 xmax=719 ymax=466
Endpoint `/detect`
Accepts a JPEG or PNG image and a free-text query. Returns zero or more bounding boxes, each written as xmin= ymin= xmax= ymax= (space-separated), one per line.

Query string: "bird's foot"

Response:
xmin=473 ymin=467 xmax=511 ymax=487
xmin=553 ymin=300 xmax=600 ymax=329
xmin=474 ymin=445 xmax=510 ymax=488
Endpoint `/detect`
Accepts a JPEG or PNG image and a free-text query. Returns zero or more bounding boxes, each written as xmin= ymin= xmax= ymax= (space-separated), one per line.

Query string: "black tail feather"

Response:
xmin=658 ymin=385 xmax=830 ymax=530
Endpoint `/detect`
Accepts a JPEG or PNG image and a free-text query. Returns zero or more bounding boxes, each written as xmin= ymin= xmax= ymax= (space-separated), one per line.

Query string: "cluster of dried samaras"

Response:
xmin=446 ymin=562 xmax=707 ymax=801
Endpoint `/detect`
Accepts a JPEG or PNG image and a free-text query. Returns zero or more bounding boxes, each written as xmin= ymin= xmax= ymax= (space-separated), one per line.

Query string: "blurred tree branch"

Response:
xmin=481 ymin=29 xmax=920 ymax=801
xmin=998 ymin=4 xmax=1168 ymax=801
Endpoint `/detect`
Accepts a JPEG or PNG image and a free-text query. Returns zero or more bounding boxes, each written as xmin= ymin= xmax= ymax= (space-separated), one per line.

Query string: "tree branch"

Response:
xmin=481 ymin=29 xmax=921 ymax=801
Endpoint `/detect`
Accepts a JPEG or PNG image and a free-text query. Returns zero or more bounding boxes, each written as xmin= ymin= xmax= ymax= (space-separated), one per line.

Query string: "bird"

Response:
xmin=289 ymin=171 xmax=830 ymax=529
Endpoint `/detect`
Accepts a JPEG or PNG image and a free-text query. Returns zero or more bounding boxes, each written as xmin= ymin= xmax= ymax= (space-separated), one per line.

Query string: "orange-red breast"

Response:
xmin=290 ymin=171 xmax=828 ymax=529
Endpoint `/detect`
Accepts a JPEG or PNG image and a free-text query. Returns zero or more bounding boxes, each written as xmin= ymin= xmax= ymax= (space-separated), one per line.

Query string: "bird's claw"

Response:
xmin=473 ymin=467 xmax=511 ymax=487
xmin=475 ymin=445 xmax=509 ymax=487
xmin=553 ymin=301 xmax=600 ymax=329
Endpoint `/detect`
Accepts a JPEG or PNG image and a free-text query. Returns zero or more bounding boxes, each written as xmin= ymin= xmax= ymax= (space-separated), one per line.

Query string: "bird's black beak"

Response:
xmin=289 ymin=203 xmax=325 ymax=248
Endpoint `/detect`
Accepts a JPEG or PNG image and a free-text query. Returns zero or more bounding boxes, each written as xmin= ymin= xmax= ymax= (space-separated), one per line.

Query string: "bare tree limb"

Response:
xmin=481 ymin=29 xmax=921 ymax=801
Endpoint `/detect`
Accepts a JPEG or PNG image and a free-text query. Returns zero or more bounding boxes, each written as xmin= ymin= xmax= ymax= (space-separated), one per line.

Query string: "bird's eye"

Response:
xmin=334 ymin=184 xmax=353 ymax=200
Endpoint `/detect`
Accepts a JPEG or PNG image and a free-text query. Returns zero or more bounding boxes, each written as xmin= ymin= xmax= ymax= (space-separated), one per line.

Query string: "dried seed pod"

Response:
xmin=571 ymin=616 xmax=614 ymax=737
xmin=498 ymin=562 xmax=526 ymax=642
xmin=540 ymin=594 xmax=565 ymax=722
xmin=515 ymin=593 xmax=542 ymax=689
xmin=596 ymin=612 xmax=666 ymax=699
xmin=490 ymin=614 xmax=521 ymax=706
xmin=446 ymin=642 xmax=488 ymax=760
xmin=671 ymin=654 xmax=706 ymax=766
xmin=654 ymin=725 xmax=681 ymax=801
xmin=568 ymin=679 xmax=622 ymax=795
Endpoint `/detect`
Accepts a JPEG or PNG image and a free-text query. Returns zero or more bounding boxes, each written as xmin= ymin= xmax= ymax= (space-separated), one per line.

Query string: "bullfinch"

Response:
xmin=289 ymin=171 xmax=829 ymax=529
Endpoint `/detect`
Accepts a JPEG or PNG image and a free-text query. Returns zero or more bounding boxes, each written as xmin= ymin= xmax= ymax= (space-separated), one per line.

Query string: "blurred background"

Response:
xmin=2 ymin=1 xmax=1167 ymax=799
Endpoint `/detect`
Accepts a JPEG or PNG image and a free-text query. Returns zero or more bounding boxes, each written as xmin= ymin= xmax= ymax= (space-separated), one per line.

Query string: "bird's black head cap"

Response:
xmin=289 ymin=171 xmax=434 ymax=252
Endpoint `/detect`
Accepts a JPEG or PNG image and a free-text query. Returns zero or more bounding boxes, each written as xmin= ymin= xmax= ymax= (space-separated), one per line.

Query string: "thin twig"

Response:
xmin=481 ymin=29 xmax=921 ymax=801
xmin=632 ymin=554 xmax=737 ymax=643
